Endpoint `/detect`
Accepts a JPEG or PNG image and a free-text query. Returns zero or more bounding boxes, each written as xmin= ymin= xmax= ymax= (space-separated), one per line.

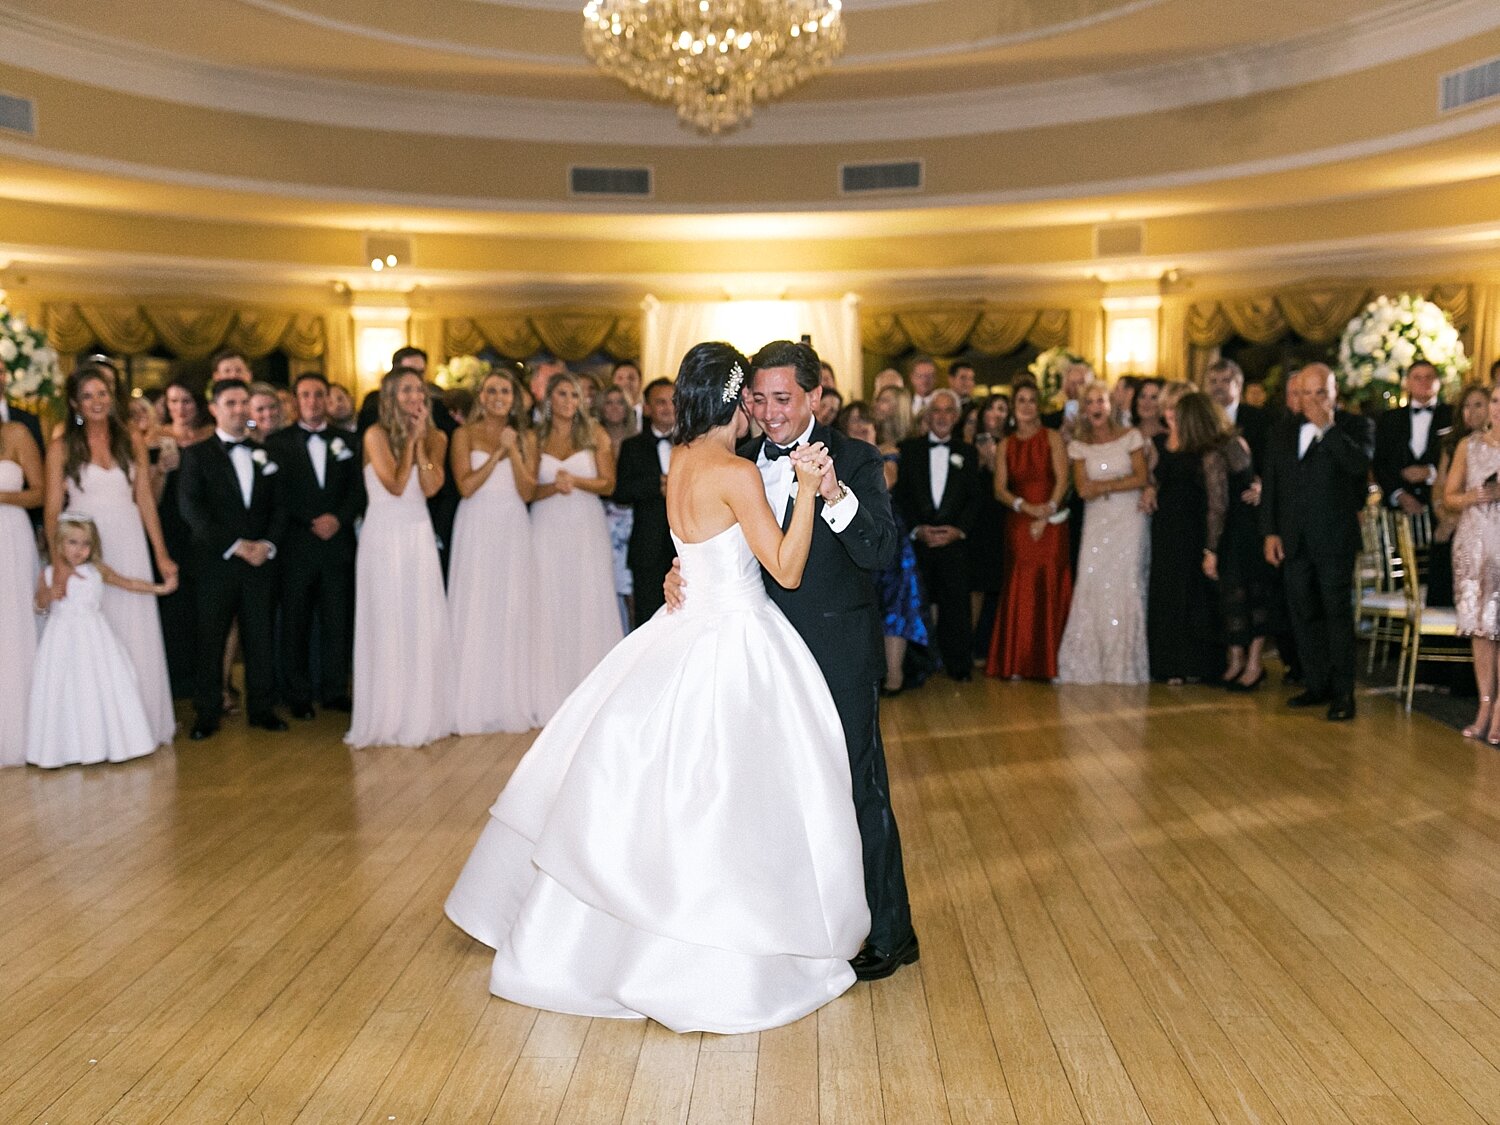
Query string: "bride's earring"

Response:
xmin=73 ymin=412 xmax=83 ymax=426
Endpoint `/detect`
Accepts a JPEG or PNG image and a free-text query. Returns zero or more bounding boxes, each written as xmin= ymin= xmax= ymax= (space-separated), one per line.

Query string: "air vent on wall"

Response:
xmin=569 ymin=166 xmax=653 ymax=198
xmin=840 ymin=160 xmax=923 ymax=195
xmin=0 ymin=91 xmax=36 ymax=137
xmin=1094 ymin=222 xmax=1145 ymax=258
xmin=1440 ymin=56 xmax=1500 ymax=112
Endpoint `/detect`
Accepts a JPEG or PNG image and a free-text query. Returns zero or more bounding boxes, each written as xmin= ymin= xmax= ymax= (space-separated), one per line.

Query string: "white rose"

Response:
xmin=1389 ymin=338 xmax=1416 ymax=367
xmin=10 ymin=316 xmax=26 ymax=333
xmin=1353 ymin=331 xmax=1380 ymax=355
xmin=0 ymin=338 xmax=16 ymax=364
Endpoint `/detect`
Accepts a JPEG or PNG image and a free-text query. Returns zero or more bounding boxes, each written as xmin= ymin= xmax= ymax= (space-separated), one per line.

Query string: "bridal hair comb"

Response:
xmin=721 ymin=362 xmax=746 ymax=404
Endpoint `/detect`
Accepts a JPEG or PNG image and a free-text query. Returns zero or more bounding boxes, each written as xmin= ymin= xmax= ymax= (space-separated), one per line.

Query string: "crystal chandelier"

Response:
xmin=582 ymin=0 xmax=846 ymax=135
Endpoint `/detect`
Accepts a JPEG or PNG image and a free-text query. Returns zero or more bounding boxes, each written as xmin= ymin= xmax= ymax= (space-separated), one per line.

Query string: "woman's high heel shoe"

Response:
xmin=1228 ymin=669 xmax=1266 ymax=693
xmin=1464 ymin=696 xmax=1493 ymax=739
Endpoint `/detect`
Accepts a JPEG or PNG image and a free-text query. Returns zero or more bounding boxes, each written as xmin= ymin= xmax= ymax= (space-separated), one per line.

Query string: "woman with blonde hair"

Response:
xmin=873 ymin=385 xmax=915 ymax=446
xmin=530 ymin=372 xmax=624 ymax=721
xmin=448 ymin=370 xmax=538 ymax=733
xmin=347 ymin=367 xmax=455 ymax=747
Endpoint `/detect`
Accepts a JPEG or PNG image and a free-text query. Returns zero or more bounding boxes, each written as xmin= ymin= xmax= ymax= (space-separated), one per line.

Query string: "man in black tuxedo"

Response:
xmin=178 ymin=379 xmax=289 ymax=739
xmin=894 ymin=389 xmax=981 ymax=681
xmin=1205 ymin=357 xmax=1269 ymax=470
xmin=670 ymin=340 xmax=917 ymax=980
xmin=266 ymin=373 xmax=364 ymax=717
xmin=1374 ymin=360 xmax=1451 ymax=518
xmin=612 ymin=378 xmax=676 ymax=628
xmin=1261 ymin=363 xmax=1373 ymax=722
xmin=357 ymin=347 xmax=460 ymax=580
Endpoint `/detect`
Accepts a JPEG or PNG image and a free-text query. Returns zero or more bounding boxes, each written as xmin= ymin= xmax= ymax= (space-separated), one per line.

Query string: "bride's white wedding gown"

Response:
xmin=445 ymin=523 xmax=870 ymax=1034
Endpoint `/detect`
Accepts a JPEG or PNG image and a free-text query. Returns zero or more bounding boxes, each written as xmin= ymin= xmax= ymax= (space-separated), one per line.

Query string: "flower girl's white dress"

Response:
xmin=446 ymin=523 xmax=869 ymax=1034
xmin=26 ymin=564 xmax=156 ymax=768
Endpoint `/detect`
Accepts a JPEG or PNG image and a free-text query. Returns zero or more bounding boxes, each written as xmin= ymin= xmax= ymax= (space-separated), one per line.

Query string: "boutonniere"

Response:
xmin=329 ymin=436 xmax=351 ymax=459
xmin=949 ymin=452 xmax=964 ymax=469
xmin=251 ymin=448 xmax=278 ymax=475
xmin=251 ymin=448 xmax=267 ymax=465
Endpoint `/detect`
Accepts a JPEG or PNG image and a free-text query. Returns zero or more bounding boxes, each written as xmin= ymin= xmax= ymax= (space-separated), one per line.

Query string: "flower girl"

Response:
xmin=27 ymin=514 xmax=177 ymax=769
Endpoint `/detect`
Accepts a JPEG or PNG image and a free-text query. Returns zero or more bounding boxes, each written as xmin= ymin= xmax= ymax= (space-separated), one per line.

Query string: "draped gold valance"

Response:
xmin=1185 ymin=284 xmax=1474 ymax=349
xmin=860 ymin=304 xmax=1071 ymax=358
xmin=42 ymin=302 xmax=327 ymax=361
xmin=443 ymin=310 xmax=641 ymax=364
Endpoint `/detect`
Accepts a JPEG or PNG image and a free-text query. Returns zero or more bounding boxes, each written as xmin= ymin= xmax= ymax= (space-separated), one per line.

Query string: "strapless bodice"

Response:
xmin=669 ymin=524 xmax=768 ymax=615
xmin=0 ymin=460 xmax=22 ymax=490
xmin=468 ymin=450 xmax=522 ymax=505
xmin=538 ymin=449 xmax=595 ymax=485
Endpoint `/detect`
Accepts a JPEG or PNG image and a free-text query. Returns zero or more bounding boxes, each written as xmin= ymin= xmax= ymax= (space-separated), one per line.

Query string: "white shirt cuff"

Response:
xmin=821 ymin=488 xmax=859 ymax=533
xmin=223 ymin=538 xmax=244 ymax=561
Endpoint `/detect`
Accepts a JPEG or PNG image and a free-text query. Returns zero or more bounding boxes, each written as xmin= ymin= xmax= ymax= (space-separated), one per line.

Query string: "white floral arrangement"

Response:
xmin=433 ymin=354 xmax=492 ymax=390
xmin=0 ymin=304 xmax=61 ymax=402
xmin=1337 ymin=293 xmax=1469 ymax=394
xmin=1027 ymin=346 xmax=1087 ymax=405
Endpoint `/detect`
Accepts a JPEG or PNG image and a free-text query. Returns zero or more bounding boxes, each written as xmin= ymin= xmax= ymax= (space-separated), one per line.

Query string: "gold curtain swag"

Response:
xmin=444 ymin=311 xmax=642 ymax=364
xmin=1185 ymin=285 xmax=1475 ymax=349
xmin=43 ymin=302 xmax=327 ymax=361
xmin=860 ymin=304 xmax=1072 ymax=358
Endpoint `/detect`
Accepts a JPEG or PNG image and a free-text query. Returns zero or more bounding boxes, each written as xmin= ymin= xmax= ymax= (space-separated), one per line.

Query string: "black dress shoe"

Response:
xmin=323 ymin=695 xmax=354 ymax=713
xmin=1287 ymin=690 xmax=1331 ymax=709
xmin=949 ymin=671 xmax=972 ymax=684
xmin=850 ymin=932 xmax=920 ymax=981
xmin=1226 ymin=670 xmax=1267 ymax=693
xmin=1327 ymin=697 xmax=1356 ymax=722
xmin=189 ymin=718 xmax=219 ymax=741
xmin=289 ymin=703 xmax=316 ymax=721
xmin=879 ymin=684 xmax=904 ymax=699
xmin=248 ymin=713 xmax=289 ymax=732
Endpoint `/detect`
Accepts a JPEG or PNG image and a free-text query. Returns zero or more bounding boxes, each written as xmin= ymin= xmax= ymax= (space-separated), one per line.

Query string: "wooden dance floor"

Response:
xmin=3 ymin=679 xmax=1500 ymax=1124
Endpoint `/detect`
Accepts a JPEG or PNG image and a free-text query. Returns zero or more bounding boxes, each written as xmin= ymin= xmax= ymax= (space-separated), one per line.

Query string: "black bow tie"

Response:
xmin=929 ymin=439 xmax=950 ymax=449
xmin=222 ymin=437 xmax=251 ymax=451
xmin=301 ymin=426 xmax=328 ymax=440
xmin=655 ymin=434 xmax=672 ymax=445
xmin=763 ymin=439 xmax=800 ymax=462
xmin=1411 ymin=406 xmax=1433 ymax=415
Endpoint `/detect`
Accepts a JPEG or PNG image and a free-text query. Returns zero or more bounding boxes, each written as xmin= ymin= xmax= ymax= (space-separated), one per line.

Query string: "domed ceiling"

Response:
xmin=0 ymin=0 xmax=1498 ymax=300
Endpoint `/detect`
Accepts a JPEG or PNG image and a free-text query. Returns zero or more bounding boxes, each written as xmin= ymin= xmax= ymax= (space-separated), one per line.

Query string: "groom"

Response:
xmin=669 ymin=340 xmax=919 ymax=979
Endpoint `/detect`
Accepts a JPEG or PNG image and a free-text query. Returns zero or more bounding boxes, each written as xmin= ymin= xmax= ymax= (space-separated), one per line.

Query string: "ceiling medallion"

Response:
xmin=582 ymin=0 xmax=846 ymax=136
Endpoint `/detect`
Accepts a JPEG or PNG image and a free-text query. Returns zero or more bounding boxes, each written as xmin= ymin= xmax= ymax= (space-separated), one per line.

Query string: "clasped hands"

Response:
xmin=790 ymin=442 xmax=839 ymax=501
xmin=234 ymin=540 xmax=274 ymax=567
xmin=915 ymin=525 xmax=962 ymax=548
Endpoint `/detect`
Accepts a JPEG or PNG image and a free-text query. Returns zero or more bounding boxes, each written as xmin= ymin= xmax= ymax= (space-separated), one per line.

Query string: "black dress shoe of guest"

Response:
xmin=323 ymin=695 xmax=354 ymax=713
xmin=1327 ymin=697 xmax=1356 ymax=722
xmin=879 ymin=684 xmax=904 ymax=698
xmin=248 ymin=712 xmax=290 ymax=732
xmin=1287 ymin=690 xmax=1331 ymax=708
xmin=851 ymin=932 xmax=921 ymax=981
xmin=289 ymin=703 xmax=316 ymax=721
xmin=189 ymin=718 xmax=219 ymax=741
xmin=1226 ymin=670 xmax=1267 ymax=693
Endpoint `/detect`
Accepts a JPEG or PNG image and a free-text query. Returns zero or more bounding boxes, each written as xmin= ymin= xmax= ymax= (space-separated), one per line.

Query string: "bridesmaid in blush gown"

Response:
xmin=1446 ymin=385 xmax=1500 ymax=742
xmin=347 ymin=368 xmax=455 ymax=749
xmin=44 ymin=364 xmax=178 ymax=746
xmin=988 ymin=382 xmax=1072 ymax=680
xmin=0 ymin=420 xmax=43 ymax=766
xmin=448 ymin=370 xmax=538 ymax=734
xmin=529 ymin=373 xmax=624 ymax=723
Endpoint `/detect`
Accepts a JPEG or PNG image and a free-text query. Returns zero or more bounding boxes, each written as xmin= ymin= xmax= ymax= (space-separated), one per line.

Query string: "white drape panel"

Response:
xmin=643 ymin=295 xmax=861 ymax=398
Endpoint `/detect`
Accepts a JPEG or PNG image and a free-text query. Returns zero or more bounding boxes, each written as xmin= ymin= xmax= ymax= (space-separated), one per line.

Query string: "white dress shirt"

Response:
xmin=1408 ymin=399 xmax=1437 ymax=459
xmin=1224 ymin=399 xmax=1240 ymax=427
xmin=651 ymin=428 xmax=672 ymax=476
xmin=1297 ymin=420 xmax=1326 ymax=460
xmin=928 ymin=437 xmax=952 ymax=511
xmin=301 ymin=422 xmax=328 ymax=489
xmin=216 ymin=428 xmax=276 ymax=561
xmin=754 ymin=418 xmax=859 ymax=531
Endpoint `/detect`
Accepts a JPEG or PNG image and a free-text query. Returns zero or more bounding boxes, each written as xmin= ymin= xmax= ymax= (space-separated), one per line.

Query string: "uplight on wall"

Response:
xmin=1103 ymin=295 xmax=1161 ymax=379
xmin=351 ymin=305 xmax=411 ymax=393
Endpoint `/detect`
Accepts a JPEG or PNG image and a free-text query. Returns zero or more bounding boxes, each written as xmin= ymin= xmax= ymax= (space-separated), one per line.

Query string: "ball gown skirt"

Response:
xmin=529 ymin=450 xmax=624 ymax=723
xmin=26 ymin=565 xmax=156 ymax=768
xmin=988 ymin=430 xmax=1072 ymax=679
xmin=0 ymin=460 xmax=38 ymax=766
xmin=346 ymin=465 xmax=455 ymax=748
xmin=446 ymin=524 xmax=870 ymax=1034
xmin=63 ymin=462 xmax=175 ymax=744
xmin=448 ymin=454 xmax=536 ymax=734
xmin=1056 ymin=430 xmax=1150 ymax=684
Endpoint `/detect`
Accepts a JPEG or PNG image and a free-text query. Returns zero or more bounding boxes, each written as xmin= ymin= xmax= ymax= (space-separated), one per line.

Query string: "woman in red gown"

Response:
xmin=988 ymin=382 xmax=1073 ymax=679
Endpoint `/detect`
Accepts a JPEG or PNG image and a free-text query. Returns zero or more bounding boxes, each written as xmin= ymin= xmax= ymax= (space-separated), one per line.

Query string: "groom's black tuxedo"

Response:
xmin=738 ymin=422 xmax=914 ymax=952
xmin=265 ymin=424 xmax=364 ymax=708
xmin=178 ymin=434 xmax=287 ymax=724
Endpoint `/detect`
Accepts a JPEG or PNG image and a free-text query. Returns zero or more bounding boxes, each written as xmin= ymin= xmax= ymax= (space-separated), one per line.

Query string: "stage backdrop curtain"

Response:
xmin=643 ymin=296 xmax=862 ymax=398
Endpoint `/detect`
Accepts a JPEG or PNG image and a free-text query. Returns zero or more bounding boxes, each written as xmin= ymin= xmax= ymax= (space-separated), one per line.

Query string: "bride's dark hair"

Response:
xmin=671 ymin=342 xmax=751 ymax=445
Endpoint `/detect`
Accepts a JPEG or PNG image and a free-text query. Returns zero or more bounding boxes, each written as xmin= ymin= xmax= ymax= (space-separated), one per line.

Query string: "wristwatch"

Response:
xmin=826 ymin=480 xmax=850 ymax=505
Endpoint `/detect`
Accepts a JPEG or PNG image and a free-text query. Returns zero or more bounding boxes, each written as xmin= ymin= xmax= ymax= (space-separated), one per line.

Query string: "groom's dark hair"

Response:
xmin=750 ymin=340 xmax=821 ymax=393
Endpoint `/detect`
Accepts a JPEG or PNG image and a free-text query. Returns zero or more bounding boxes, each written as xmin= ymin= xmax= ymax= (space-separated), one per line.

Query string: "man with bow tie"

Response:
xmin=265 ymin=373 xmax=365 ymax=717
xmin=178 ymin=379 xmax=289 ymax=739
xmin=893 ymin=389 xmax=981 ymax=681
xmin=1374 ymin=361 xmax=1452 ymax=517
xmin=1261 ymin=364 xmax=1373 ymax=722
xmin=611 ymin=377 xmax=677 ymax=627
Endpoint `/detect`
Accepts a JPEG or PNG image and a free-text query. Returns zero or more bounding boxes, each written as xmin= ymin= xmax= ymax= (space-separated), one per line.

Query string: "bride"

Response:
xmin=445 ymin=342 xmax=870 ymax=1034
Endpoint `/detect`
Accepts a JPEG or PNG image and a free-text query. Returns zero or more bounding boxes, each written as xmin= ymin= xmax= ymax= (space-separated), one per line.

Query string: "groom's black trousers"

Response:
xmin=822 ymin=661 xmax=913 ymax=954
